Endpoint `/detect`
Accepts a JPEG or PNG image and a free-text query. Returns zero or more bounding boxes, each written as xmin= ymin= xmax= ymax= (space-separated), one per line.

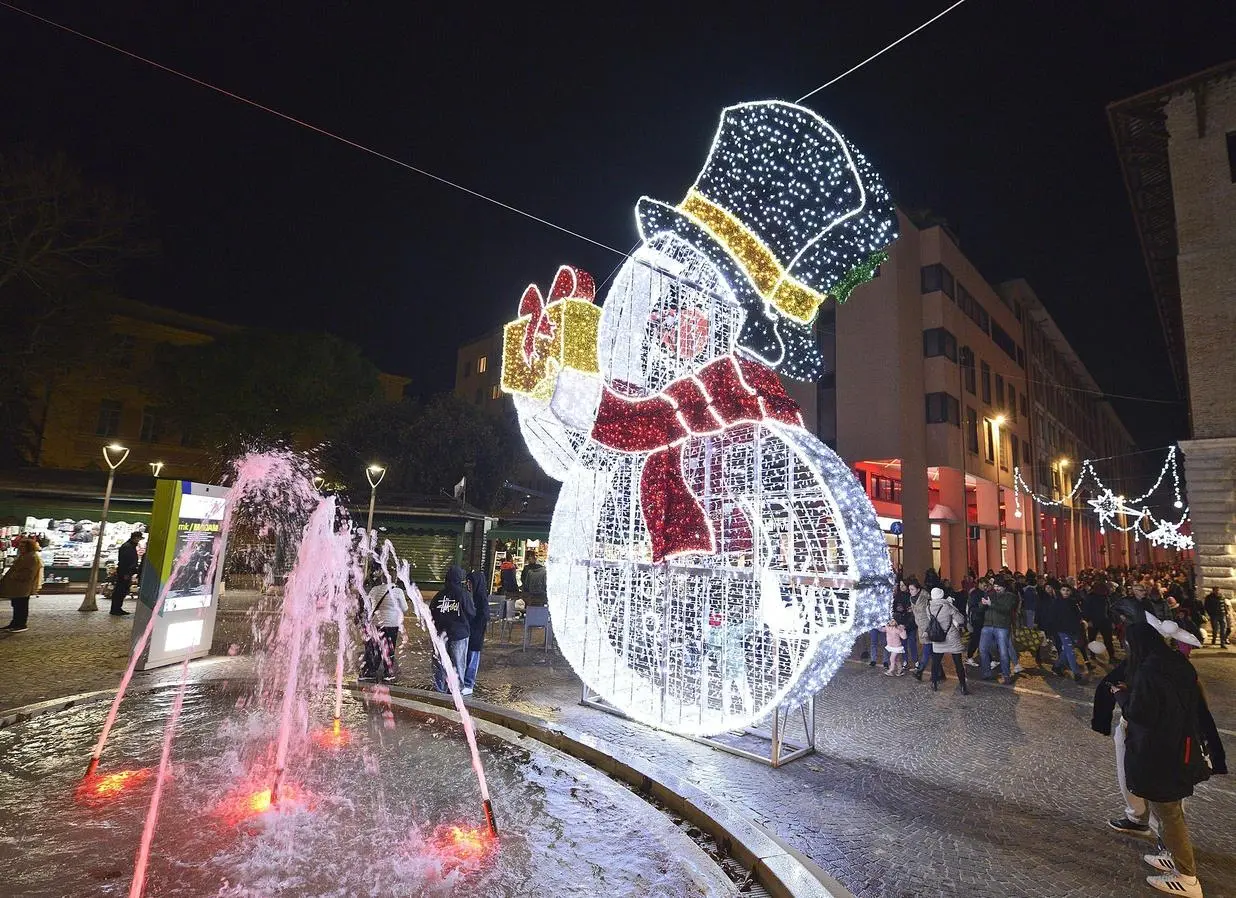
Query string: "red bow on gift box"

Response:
xmin=518 ymin=265 xmax=596 ymax=364
xmin=591 ymin=354 xmax=802 ymax=562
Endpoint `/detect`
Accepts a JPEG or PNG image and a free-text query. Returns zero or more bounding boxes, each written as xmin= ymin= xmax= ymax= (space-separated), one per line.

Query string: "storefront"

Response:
xmin=0 ymin=493 xmax=153 ymax=590
xmin=485 ymin=521 xmax=550 ymax=595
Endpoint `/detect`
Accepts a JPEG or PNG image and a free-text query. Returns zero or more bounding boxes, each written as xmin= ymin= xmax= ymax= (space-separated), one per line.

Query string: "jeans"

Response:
xmin=965 ymin=624 xmax=983 ymax=658
xmin=916 ymin=640 xmax=933 ymax=671
xmin=7 ymin=596 xmax=29 ymax=628
xmin=463 ymin=650 xmax=482 ymax=689
xmin=1022 ymin=609 xmax=1036 ymax=629
xmin=1208 ymin=612 xmax=1229 ymax=645
xmin=979 ymin=626 xmax=1014 ymax=680
xmin=903 ymin=627 xmax=920 ymax=666
xmin=867 ymin=628 xmax=884 ymax=663
xmin=1055 ymin=631 xmax=1082 ymax=676
xmin=432 ymin=637 xmax=470 ymax=692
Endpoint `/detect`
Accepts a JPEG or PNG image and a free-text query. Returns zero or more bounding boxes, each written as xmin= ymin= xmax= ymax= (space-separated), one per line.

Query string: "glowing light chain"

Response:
xmin=1011 ymin=447 xmax=1193 ymax=551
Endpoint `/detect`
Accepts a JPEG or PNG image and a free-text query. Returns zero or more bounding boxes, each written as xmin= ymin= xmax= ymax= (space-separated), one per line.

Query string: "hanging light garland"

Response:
xmin=1011 ymin=447 xmax=1193 ymax=551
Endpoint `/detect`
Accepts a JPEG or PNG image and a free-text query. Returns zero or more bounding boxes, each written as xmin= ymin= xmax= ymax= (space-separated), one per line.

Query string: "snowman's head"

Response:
xmin=596 ymin=232 xmax=745 ymax=397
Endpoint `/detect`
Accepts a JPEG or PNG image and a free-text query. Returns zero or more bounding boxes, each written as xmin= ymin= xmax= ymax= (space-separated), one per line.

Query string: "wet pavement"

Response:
xmin=3 ymin=593 xmax=1235 ymax=898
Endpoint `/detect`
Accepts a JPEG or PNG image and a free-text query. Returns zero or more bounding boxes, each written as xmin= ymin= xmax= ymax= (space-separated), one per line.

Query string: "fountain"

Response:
xmin=0 ymin=450 xmax=736 ymax=897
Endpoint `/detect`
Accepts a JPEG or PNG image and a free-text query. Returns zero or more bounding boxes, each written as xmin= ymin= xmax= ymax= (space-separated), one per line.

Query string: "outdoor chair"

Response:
xmin=521 ymin=604 xmax=552 ymax=652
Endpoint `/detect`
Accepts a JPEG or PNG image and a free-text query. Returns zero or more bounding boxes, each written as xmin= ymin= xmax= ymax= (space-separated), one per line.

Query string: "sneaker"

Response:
xmin=1108 ymin=818 xmax=1152 ymax=836
xmin=883 ymin=669 xmax=896 ymax=677
xmin=1146 ymin=873 xmax=1201 ymax=897
xmin=1074 ymin=672 xmax=1084 ymax=683
xmin=1143 ymin=851 xmax=1176 ymax=873
xmin=990 ymin=660 xmax=1001 ymax=669
xmin=896 ymin=668 xmax=907 ymax=677
xmin=964 ymin=658 xmax=978 ymax=667
xmin=109 ymin=609 xmax=131 ymax=616
xmin=5 ymin=625 xmax=28 ymax=632
xmin=912 ymin=668 xmax=923 ymax=681
xmin=1013 ymin=663 xmax=1024 ymax=674
xmin=461 ymin=686 xmax=474 ymax=696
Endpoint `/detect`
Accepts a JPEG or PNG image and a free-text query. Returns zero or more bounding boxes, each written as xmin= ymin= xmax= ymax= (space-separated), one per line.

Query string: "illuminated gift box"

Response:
xmin=501 ymin=267 xmax=601 ymax=400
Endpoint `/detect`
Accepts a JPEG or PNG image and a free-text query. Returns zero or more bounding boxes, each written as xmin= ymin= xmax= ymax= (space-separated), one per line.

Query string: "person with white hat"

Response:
xmin=925 ymin=586 xmax=968 ymax=694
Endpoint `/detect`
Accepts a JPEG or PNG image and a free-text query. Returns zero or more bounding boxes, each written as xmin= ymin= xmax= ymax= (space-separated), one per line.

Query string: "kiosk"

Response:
xmin=131 ymin=480 xmax=230 ymax=670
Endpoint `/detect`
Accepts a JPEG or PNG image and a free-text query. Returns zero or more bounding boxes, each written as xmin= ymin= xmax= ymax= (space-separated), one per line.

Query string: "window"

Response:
xmin=1010 ymin=434 xmax=1019 ymax=470
xmin=925 ymin=391 xmax=960 ymax=425
xmin=983 ymin=418 xmax=996 ymax=464
xmin=490 ymin=385 xmax=501 ymax=400
xmin=981 ymin=361 xmax=992 ymax=404
xmin=1228 ymin=131 xmax=1236 ymax=183
xmin=920 ymin=263 xmax=955 ymax=298
xmin=1020 ymin=392 xmax=1028 ymax=417
xmin=960 ymin=347 xmax=976 ymax=394
xmin=991 ymin=322 xmax=1018 ymax=361
xmin=966 ymin=407 xmax=979 ymax=454
xmin=477 ymin=356 xmax=488 ymax=374
xmin=922 ymin=327 xmax=957 ymax=361
xmin=139 ymin=407 xmax=160 ymax=443
xmin=871 ymin=475 xmax=902 ymax=504
xmin=1022 ymin=439 xmax=1032 ymax=464
xmin=995 ymin=374 xmax=1005 ymax=409
xmin=1000 ymin=432 xmax=1010 ymax=471
xmin=95 ymin=400 xmax=122 ymax=437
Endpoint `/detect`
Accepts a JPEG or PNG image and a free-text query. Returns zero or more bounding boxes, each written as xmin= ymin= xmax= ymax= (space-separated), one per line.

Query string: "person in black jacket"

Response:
xmin=462 ymin=569 xmax=490 ymax=695
xmin=963 ymin=578 xmax=988 ymax=666
xmin=109 ymin=530 xmax=144 ymax=616
xmin=1115 ymin=618 xmax=1225 ymax=897
xmin=1052 ymin=583 xmax=1086 ymax=681
xmin=430 ymin=565 xmax=475 ymax=693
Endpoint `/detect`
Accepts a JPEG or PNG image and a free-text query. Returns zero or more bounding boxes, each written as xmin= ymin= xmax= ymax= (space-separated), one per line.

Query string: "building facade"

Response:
xmin=1110 ymin=60 xmax=1236 ymax=597
xmin=816 ymin=211 xmax=1141 ymax=582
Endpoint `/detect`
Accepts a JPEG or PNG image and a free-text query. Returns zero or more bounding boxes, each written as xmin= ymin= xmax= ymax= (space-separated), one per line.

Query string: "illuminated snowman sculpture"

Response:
xmin=501 ymin=101 xmax=897 ymax=736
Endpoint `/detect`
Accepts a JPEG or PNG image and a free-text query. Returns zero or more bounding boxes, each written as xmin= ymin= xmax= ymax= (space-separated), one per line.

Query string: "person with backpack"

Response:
xmin=362 ymin=573 xmax=409 ymax=683
xmin=1114 ymin=616 xmax=1226 ymax=897
xmin=926 ymin=586 xmax=968 ymax=694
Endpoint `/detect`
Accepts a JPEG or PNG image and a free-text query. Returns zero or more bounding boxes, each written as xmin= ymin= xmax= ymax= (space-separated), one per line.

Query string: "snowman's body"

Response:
xmin=539 ymin=233 xmax=891 ymax=736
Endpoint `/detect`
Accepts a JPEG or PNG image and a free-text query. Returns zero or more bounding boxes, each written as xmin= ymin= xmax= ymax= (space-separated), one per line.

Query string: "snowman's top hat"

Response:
xmin=637 ymin=100 xmax=897 ymax=379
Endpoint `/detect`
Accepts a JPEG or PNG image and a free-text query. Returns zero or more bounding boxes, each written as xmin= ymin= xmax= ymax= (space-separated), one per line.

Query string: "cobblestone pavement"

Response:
xmin=3 ymin=594 xmax=1235 ymax=898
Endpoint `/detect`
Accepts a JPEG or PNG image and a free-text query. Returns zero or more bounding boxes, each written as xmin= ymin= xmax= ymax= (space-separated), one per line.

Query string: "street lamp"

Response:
xmin=992 ymin=415 xmax=1006 ymax=570
xmin=1059 ymin=458 xmax=1078 ymax=577
xmin=362 ymin=464 xmax=386 ymax=578
xmin=80 ymin=443 xmax=130 ymax=612
xmin=149 ymin=461 xmax=164 ymax=478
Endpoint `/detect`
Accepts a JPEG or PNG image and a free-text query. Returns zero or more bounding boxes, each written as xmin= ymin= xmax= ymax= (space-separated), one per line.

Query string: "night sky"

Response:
xmin=3 ymin=1 xmax=1233 ymax=451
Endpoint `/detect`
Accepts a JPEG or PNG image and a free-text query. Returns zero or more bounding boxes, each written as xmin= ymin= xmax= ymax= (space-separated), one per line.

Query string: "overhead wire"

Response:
xmin=0 ymin=1 xmax=627 ymax=257
xmin=797 ymin=0 xmax=971 ymax=103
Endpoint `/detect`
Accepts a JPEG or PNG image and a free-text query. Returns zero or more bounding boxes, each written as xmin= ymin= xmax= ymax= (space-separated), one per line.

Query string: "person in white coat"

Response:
xmin=927 ymin=587 xmax=969 ymax=694
xmin=366 ymin=577 xmax=409 ymax=683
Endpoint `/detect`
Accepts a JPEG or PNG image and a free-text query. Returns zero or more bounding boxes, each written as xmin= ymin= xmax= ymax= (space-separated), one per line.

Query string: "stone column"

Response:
xmin=1178 ymin=438 xmax=1236 ymax=597
xmin=937 ymin=466 xmax=967 ymax=582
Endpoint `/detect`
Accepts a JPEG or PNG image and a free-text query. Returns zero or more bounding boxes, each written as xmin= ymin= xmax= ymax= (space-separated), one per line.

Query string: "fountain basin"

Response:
xmin=0 ymin=683 xmax=737 ymax=897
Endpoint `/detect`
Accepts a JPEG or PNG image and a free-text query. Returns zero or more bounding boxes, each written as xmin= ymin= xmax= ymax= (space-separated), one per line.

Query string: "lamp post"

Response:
xmin=361 ymin=464 xmax=386 ymax=578
xmin=992 ymin=415 xmax=1006 ymax=570
xmin=1059 ymin=458 xmax=1075 ymax=577
xmin=80 ymin=443 xmax=130 ymax=612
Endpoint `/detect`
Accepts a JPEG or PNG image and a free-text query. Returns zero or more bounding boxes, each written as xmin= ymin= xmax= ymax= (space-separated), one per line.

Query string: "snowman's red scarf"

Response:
xmin=590 ymin=354 xmax=803 ymax=562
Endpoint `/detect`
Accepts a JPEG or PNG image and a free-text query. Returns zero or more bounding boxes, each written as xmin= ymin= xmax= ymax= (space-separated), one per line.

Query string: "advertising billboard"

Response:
xmin=131 ymin=480 xmax=230 ymax=670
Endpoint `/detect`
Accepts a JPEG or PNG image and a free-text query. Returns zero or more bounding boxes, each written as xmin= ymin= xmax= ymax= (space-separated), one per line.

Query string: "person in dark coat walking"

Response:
xmin=462 ymin=569 xmax=490 ymax=695
xmin=430 ymin=565 xmax=475 ymax=693
xmin=1203 ymin=587 xmax=1229 ymax=647
xmin=110 ymin=530 xmax=144 ymax=616
xmin=1052 ymin=583 xmax=1086 ymax=681
xmin=1114 ymin=618 xmax=1225 ymax=897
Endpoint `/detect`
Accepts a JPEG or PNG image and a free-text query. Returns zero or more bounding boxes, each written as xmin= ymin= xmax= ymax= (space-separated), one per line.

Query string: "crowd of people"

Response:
xmin=356 ymin=550 xmax=548 ymax=695
xmin=870 ymin=561 xmax=1228 ymax=897
xmin=867 ymin=562 xmax=1232 ymax=694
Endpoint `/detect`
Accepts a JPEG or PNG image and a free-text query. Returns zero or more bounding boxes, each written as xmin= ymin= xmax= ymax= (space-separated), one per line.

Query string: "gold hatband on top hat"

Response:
xmin=678 ymin=189 xmax=824 ymax=324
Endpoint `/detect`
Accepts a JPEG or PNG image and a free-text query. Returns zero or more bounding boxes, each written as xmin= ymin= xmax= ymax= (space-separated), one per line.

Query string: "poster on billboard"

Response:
xmin=132 ymin=480 xmax=230 ymax=670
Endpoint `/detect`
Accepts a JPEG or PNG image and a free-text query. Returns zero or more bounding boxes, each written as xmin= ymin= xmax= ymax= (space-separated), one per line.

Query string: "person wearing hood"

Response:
xmin=1111 ymin=614 xmax=1225 ymax=897
xmin=462 ymin=569 xmax=491 ymax=696
xmin=926 ymin=586 xmax=968 ymax=694
xmin=430 ymin=565 xmax=475 ymax=693
xmin=1 ymin=538 xmax=43 ymax=632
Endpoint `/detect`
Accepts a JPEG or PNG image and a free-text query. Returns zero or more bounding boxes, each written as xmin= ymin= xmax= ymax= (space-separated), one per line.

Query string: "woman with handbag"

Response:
xmin=1 ymin=538 xmax=43 ymax=632
xmin=926 ymin=586 xmax=968 ymax=694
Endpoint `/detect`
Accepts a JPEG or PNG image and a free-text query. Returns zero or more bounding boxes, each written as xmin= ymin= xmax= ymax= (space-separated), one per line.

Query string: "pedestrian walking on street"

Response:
xmin=366 ymin=575 xmax=408 ymax=683
xmin=1203 ymin=587 xmax=1229 ymax=647
xmin=430 ymin=565 xmax=475 ymax=693
xmin=964 ymin=577 xmax=988 ymax=667
xmin=883 ymin=618 xmax=907 ymax=676
xmin=462 ymin=569 xmax=490 ymax=695
xmin=1052 ymin=582 xmax=1086 ymax=681
xmin=927 ymin=587 xmax=968 ymax=694
xmin=109 ymin=530 xmax=144 ymax=616
xmin=910 ymin=579 xmax=933 ymax=680
xmin=1 ymin=538 xmax=43 ymax=632
xmin=1116 ymin=617 xmax=1226 ymax=897
xmin=979 ymin=576 xmax=1017 ymax=684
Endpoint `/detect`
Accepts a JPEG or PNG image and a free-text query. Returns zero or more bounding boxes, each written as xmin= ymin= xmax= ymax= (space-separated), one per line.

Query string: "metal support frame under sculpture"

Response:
xmin=501 ymin=100 xmax=899 ymax=738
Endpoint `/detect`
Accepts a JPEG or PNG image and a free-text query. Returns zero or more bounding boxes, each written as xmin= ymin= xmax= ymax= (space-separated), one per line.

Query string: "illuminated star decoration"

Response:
xmin=1144 ymin=518 xmax=1194 ymax=551
xmin=1088 ymin=489 xmax=1122 ymax=532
